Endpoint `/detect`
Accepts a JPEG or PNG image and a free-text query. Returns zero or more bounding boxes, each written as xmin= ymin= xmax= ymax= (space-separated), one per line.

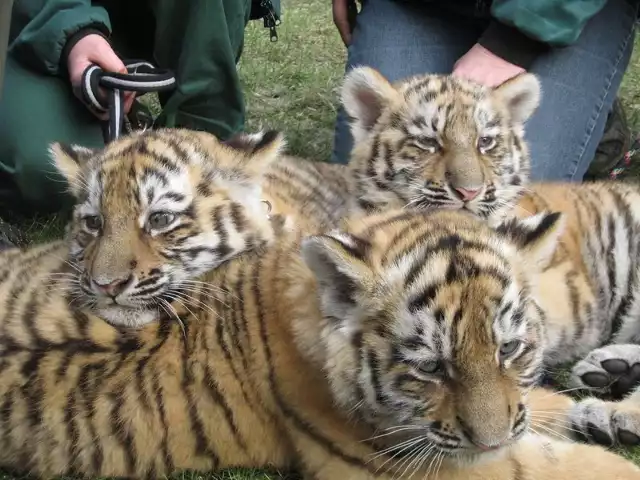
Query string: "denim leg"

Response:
xmin=519 ymin=0 xmax=638 ymax=181
xmin=330 ymin=0 xmax=483 ymax=164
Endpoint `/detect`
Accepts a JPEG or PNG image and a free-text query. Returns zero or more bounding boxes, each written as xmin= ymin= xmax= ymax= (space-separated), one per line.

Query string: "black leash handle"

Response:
xmin=80 ymin=60 xmax=176 ymax=143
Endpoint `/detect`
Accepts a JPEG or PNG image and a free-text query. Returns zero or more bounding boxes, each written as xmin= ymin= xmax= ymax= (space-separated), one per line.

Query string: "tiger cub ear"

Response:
xmin=225 ymin=130 xmax=286 ymax=177
xmin=495 ymin=211 xmax=564 ymax=271
xmin=301 ymin=231 xmax=374 ymax=326
xmin=49 ymin=143 xmax=96 ymax=197
xmin=341 ymin=66 xmax=401 ymax=143
xmin=492 ymin=73 xmax=541 ymax=124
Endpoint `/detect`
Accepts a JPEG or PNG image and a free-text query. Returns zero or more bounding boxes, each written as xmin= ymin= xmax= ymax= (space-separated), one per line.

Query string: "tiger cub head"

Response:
xmin=301 ymin=208 xmax=563 ymax=461
xmin=50 ymin=128 xmax=284 ymax=328
xmin=343 ymin=67 xmax=540 ymax=221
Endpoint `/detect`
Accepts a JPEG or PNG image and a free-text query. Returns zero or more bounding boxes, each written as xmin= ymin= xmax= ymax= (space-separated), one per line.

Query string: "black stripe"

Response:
xmin=161 ymin=192 xmax=185 ymax=204
xmin=84 ymin=362 xmax=106 ymax=475
xmin=252 ymin=252 xmax=377 ymax=473
xmin=65 ymin=388 xmax=82 ymax=474
xmin=450 ymin=308 xmax=462 ymax=350
xmin=335 ymin=235 xmax=370 ymax=262
xmin=608 ymin=187 xmax=638 ymax=338
xmin=229 ymin=202 xmax=247 ymax=233
xmin=211 ymin=205 xmax=231 ymax=259
xmin=181 ymin=330 xmax=219 ymax=468
xmin=367 ymin=349 xmax=386 ymax=407
xmin=202 ymin=364 xmax=248 ymax=451
xmin=141 ymin=167 xmax=169 ymax=188
xmin=110 ymin=384 xmax=137 ymax=474
xmin=2 ymin=243 xmax=64 ymax=339
xmin=404 ymin=234 xmax=462 ymax=288
xmin=408 ymin=284 xmax=439 ymax=313
xmin=135 ymin=357 xmax=153 ymax=412
xmin=496 ymin=212 xmax=561 ymax=249
xmin=366 ymin=135 xmax=381 ymax=181
xmin=20 ymin=351 xmax=45 ymax=428
xmin=565 ymin=272 xmax=584 ymax=342
xmin=151 ymin=370 xmax=174 ymax=473
xmin=21 ymin=286 xmax=44 ymax=348
xmin=0 ymin=390 xmax=14 ymax=453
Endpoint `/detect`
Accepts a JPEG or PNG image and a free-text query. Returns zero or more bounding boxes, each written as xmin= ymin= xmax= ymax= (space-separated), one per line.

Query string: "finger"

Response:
xmin=89 ymin=40 xmax=127 ymax=74
xmin=332 ymin=0 xmax=352 ymax=46
xmin=123 ymin=92 xmax=137 ymax=115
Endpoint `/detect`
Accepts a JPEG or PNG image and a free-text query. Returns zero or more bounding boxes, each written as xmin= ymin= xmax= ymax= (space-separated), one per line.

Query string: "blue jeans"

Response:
xmin=331 ymin=0 xmax=638 ymax=181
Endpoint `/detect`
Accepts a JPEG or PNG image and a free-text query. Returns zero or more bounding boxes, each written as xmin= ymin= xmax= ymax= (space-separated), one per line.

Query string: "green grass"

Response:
xmin=239 ymin=0 xmax=345 ymax=162
xmin=5 ymin=0 xmax=640 ymax=477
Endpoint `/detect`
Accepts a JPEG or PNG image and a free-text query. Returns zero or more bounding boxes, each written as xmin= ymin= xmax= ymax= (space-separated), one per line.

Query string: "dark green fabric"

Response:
xmin=149 ymin=0 xmax=252 ymax=137
xmin=489 ymin=0 xmax=607 ymax=46
xmin=0 ymin=0 xmax=14 ymax=100
xmin=0 ymin=0 xmax=256 ymax=216
xmin=0 ymin=56 xmax=104 ymax=215
xmin=9 ymin=0 xmax=112 ymax=75
xmin=404 ymin=0 xmax=608 ymax=46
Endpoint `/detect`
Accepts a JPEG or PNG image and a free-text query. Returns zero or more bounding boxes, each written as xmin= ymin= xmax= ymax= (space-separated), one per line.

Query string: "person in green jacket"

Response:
xmin=0 ymin=0 xmax=280 ymax=217
xmin=330 ymin=0 xmax=638 ymax=182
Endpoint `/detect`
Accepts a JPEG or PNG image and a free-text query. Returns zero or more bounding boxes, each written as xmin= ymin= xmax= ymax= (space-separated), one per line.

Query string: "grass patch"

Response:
xmin=3 ymin=0 xmax=640 ymax=477
xmin=239 ymin=0 xmax=345 ymax=162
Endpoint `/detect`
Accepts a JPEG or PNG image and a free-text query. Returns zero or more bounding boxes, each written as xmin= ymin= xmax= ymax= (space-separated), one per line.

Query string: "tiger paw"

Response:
xmin=570 ymin=344 xmax=640 ymax=399
xmin=569 ymin=396 xmax=640 ymax=447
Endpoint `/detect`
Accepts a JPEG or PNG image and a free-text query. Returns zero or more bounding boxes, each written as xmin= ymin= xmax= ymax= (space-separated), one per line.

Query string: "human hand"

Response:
xmin=452 ymin=43 xmax=525 ymax=87
xmin=332 ymin=0 xmax=358 ymax=47
xmin=66 ymin=34 xmax=136 ymax=119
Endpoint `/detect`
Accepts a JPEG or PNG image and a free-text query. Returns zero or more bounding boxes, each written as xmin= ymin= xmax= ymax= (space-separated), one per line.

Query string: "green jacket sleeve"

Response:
xmin=490 ymin=0 xmax=607 ymax=46
xmin=9 ymin=0 xmax=111 ymax=76
xmin=477 ymin=0 xmax=607 ymax=69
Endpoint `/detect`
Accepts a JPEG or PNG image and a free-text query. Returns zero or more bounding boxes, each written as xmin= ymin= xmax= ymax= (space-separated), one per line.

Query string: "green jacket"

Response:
xmin=9 ymin=0 xmax=282 ymax=77
xmin=406 ymin=0 xmax=624 ymax=68
xmin=9 ymin=0 xmax=111 ymax=76
xmin=489 ymin=0 xmax=608 ymax=47
xmin=479 ymin=0 xmax=610 ymax=68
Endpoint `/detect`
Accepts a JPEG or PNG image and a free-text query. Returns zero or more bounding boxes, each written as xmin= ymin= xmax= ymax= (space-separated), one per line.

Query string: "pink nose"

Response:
xmin=93 ymin=275 xmax=132 ymax=297
xmin=454 ymin=187 xmax=481 ymax=202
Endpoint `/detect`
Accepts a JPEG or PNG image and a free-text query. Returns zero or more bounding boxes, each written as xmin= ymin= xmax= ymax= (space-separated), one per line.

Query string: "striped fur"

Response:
xmin=225 ymin=131 xmax=352 ymax=233
xmin=0 ymin=128 xmax=285 ymax=328
xmin=230 ymin=68 xmax=539 ymax=234
xmin=501 ymin=182 xmax=640 ymax=423
xmin=0 ymin=208 xmax=637 ymax=478
xmin=343 ymin=67 xmax=540 ymax=221
xmin=508 ymin=182 xmax=640 ymax=360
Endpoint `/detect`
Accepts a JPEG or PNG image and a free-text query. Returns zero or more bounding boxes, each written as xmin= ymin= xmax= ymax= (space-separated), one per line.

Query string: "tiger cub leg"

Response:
xmin=567 ymin=386 xmax=640 ymax=447
xmin=526 ymin=385 xmax=640 ymax=447
xmin=558 ymin=344 xmax=640 ymax=447
xmin=570 ymin=344 xmax=640 ymax=398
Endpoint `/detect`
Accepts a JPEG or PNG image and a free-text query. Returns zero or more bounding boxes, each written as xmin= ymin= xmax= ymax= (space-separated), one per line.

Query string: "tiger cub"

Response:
xmin=0 ymin=207 xmax=638 ymax=479
xmin=342 ymin=66 xmax=540 ymax=221
xmin=250 ymin=67 xmax=540 ymax=234
xmin=341 ymin=68 xmax=640 ymax=443
xmin=0 ymin=128 xmax=287 ymax=329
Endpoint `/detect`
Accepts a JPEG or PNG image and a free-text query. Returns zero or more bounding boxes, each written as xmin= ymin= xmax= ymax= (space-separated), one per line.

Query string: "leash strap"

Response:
xmin=80 ymin=60 xmax=176 ymax=143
